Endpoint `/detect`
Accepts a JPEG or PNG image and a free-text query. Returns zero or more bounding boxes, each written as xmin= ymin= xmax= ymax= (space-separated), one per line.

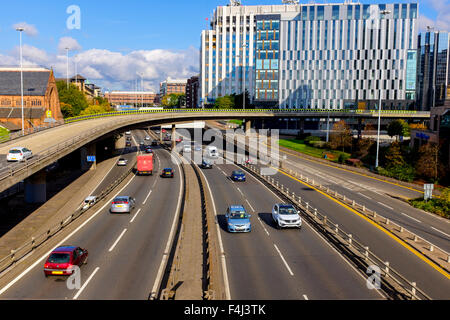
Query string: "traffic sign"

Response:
xmin=424 ymin=184 xmax=434 ymax=201
xmin=87 ymin=156 xmax=96 ymax=163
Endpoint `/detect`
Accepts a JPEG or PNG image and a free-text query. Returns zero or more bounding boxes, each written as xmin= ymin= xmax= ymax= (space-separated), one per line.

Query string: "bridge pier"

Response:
xmin=80 ymin=143 xmax=97 ymax=171
xmin=25 ymin=170 xmax=47 ymax=203
xmin=171 ymin=124 xmax=176 ymax=150
xmin=244 ymin=120 xmax=252 ymax=135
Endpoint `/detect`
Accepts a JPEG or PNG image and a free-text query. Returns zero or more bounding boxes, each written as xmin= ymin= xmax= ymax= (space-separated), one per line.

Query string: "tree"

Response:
xmin=387 ymin=119 xmax=410 ymax=141
xmin=56 ymin=81 xmax=89 ymax=116
xmin=233 ymin=90 xmax=250 ymax=109
xmin=214 ymin=95 xmax=235 ymax=109
xmin=385 ymin=141 xmax=405 ymax=169
xmin=416 ymin=143 xmax=441 ymax=182
xmin=80 ymin=104 xmax=112 ymax=116
xmin=161 ymin=93 xmax=185 ymax=108
xmin=330 ymin=120 xmax=352 ymax=152
xmin=60 ymin=102 xmax=75 ymax=118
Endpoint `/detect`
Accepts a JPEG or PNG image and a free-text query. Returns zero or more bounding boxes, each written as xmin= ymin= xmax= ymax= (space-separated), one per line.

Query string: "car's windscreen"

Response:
xmin=229 ymin=212 xmax=248 ymax=219
xmin=9 ymin=150 xmax=21 ymax=154
xmin=48 ymin=253 xmax=71 ymax=263
xmin=279 ymin=206 xmax=297 ymax=215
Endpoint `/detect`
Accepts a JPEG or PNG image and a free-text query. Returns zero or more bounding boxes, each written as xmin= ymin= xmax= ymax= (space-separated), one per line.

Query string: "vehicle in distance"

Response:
xmin=145 ymin=136 xmax=151 ymax=141
xmin=272 ymin=204 xmax=302 ymax=229
xmin=151 ymin=140 xmax=158 ymax=146
xmin=125 ymin=131 xmax=131 ymax=135
xmin=161 ymin=168 xmax=174 ymax=178
xmin=206 ymin=146 xmax=218 ymax=159
xmin=200 ymin=159 xmax=213 ymax=169
xmin=82 ymin=196 xmax=98 ymax=210
xmin=137 ymin=154 xmax=153 ymax=175
xmin=117 ymin=158 xmax=128 ymax=166
xmin=44 ymin=246 xmax=88 ymax=277
xmin=110 ymin=196 xmax=136 ymax=213
xmin=145 ymin=147 xmax=154 ymax=154
xmin=231 ymin=170 xmax=246 ymax=182
xmin=125 ymin=141 xmax=132 ymax=147
xmin=225 ymin=205 xmax=251 ymax=233
xmin=6 ymin=147 xmax=33 ymax=162
xmin=182 ymin=144 xmax=192 ymax=154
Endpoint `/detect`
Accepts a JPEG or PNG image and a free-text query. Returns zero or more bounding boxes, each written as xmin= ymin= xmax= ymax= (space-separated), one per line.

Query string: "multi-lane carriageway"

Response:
xmin=0 ymin=128 xmax=448 ymax=300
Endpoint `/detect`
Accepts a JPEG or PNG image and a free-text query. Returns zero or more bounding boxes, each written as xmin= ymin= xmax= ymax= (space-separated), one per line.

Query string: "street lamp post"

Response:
xmin=375 ymin=9 xmax=391 ymax=169
xmin=65 ymin=47 xmax=70 ymax=90
xmin=16 ymin=27 xmax=25 ymax=135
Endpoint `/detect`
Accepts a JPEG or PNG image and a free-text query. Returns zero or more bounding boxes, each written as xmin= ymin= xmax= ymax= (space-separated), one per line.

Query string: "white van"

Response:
xmin=206 ymin=146 xmax=219 ymax=159
xmin=183 ymin=144 xmax=192 ymax=154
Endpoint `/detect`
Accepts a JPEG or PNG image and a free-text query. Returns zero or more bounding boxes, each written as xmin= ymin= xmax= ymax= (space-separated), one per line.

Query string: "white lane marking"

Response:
xmin=151 ymin=149 xmax=183 ymax=299
xmin=257 ymin=217 xmax=270 ymax=236
xmin=400 ymin=212 xmax=422 ymax=223
xmin=130 ymin=208 xmax=142 ymax=223
xmin=143 ymin=190 xmax=153 ymax=205
xmin=377 ymin=202 xmax=393 ymax=210
xmin=108 ymin=229 xmax=127 ymax=252
xmin=431 ymin=227 xmax=450 ymax=238
xmin=73 ymin=267 xmax=100 ymax=300
xmin=0 ymin=175 xmax=136 ymax=296
xmin=245 ymin=199 xmax=255 ymax=212
xmin=273 ymin=244 xmax=294 ymax=276
xmin=195 ymin=163 xmax=232 ymax=300
xmin=358 ymin=192 xmax=372 ymax=200
xmin=303 ymin=294 xmax=309 ymax=300
xmin=236 ymin=187 xmax=244 ymax=195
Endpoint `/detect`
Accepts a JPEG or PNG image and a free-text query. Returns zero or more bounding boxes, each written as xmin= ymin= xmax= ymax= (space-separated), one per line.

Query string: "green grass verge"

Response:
xmin=409 ymin=198 xmax=450 ymax=219
xmin=279 ymin=139 xmax=351 ymax=162
xmin=228 ymin=119 xmax=244 ymax=126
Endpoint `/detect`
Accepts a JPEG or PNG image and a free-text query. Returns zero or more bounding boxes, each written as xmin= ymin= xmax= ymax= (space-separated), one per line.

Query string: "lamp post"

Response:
xmin=375 ymin=9 xmax=391 ymax=169
xmin=137 ymin=72 xmax=144 ymax=108
xmin=16 ymin=27 xmax=25 ymax=135
xmin=65 ymin=47 xmax=70 ymax=90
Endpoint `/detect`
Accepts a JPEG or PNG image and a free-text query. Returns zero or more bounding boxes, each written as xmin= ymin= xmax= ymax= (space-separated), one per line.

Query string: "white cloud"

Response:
xmin=1 ymin=39 xmax=199 ymax=92
xmin=12 ymin=22 xmax=38 ymax=37
xmin=418 ymin=0 xmax=450 ymax=32
xmin=58 ymin=37 xmax=82 ymax=53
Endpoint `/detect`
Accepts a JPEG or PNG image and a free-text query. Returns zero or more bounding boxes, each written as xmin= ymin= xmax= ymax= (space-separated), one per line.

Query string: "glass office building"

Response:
xmin=417 ymin=31 xmax=450 ymax=111
xmin=200 ymin=2 xmax=419 ymax=110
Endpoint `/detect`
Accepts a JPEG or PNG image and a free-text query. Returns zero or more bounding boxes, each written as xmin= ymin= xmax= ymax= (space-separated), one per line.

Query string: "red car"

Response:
xmin=44 ymin=246 xmax=88 ymax=277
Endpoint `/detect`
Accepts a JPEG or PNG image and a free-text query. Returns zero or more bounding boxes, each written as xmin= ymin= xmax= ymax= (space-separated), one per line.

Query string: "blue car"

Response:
xmin=231 ymin=170 xmax=246 ymax=182
xmin=225 ymin=205 xmax=251 ymax=233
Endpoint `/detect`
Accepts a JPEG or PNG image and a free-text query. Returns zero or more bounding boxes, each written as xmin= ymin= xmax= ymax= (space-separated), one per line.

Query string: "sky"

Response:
xmin=0 ymin=0 xmax=448 ymax=92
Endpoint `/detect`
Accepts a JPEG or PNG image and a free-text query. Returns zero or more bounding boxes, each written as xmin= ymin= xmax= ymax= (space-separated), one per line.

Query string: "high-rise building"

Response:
xmin=417 ymin=31 xmax=450 ymax=111
xmin=200 ymin=1 xmax=419 ymax=110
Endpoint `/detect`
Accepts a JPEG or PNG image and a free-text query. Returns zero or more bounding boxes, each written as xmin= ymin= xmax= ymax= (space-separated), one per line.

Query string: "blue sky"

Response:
xmin=0 ymin=0 xmax=447 ymax=91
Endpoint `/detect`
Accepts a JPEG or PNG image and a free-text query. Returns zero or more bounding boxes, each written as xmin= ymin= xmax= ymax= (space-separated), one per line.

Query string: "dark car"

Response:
xmin=44 ymin=246 xmax=88 ymax=277
xmin=161 ymin=168 xmax=174 ymax=178
xmin=151 ymin=140 xmax=158 ymax=146
xmin=125 ymin=141 xmax=132 ymax=147
xmin=200 ymin=159 xmax=213 ymax=169
xmin=145 ymin=147 xmax=154 ymax=154
xmin=231 ymin=170 xmax=246 ymax=182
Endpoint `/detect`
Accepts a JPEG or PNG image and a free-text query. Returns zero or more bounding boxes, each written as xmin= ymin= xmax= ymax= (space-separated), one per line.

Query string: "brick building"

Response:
xmin=0 ymin=67 xmax=63 ymax=131
xmin=104 ymin=91 xmax=160 ymax=107
xmin=160 ymin=79 xmax=188 ymax=97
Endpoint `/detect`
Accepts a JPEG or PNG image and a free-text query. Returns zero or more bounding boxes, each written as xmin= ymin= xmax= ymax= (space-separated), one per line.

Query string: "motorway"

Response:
xmin=0 ymin=130 xmax=183 ymax=299
xmin=195 ymin=125 xmax=450 ymax=299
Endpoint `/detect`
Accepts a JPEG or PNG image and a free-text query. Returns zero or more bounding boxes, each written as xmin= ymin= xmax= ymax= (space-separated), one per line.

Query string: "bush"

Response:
xmin=338 ymin=153 xmax=350 ymax=164
xmin=305 ymin=135 xmax=321 ymax=144
xmin=377 ymin=164 xmax=416 ymax=182
xmin=310 ymin=141 xmax=326 ymax=148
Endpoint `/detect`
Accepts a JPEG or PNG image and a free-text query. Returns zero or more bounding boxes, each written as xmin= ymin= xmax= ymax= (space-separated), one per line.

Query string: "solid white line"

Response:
xmin=108 ymin=229 xmax=127 ymax=252
xmin=400 ymin=212 xmax=422 ymax=223
xmin=377 ymin=202 xmax=393 ymax=210
xmin=73 ymin=267 xmax=100 ymax=300
xmin=143 ymin=190 xmax=153 ymax=205
xmin=236 ymin=187 xmax=244 ymax=195
xmin=150 ymin=149 xmax=183 ymax=299
xmin=0 ymin=174 xmax=136 ymax=296
xmin=431 ymin=227 xmax=450 ymax=238
xmin=130 ymin=208 xmax=142 ymax=223
xmin=303 ymin=294 xmax=309 ymax=300
xmin=273 ymin=244 xmax=294 ymax=276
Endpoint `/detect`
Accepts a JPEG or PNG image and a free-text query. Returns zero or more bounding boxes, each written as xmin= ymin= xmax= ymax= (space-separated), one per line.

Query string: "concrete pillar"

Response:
xmin=25 ymin=170 xmax=46 ymax=203
xmin=245 ymin=119 xmax=252 ymax=135
xmin=299 ymin=118 xmax=305 ymax=135
xmin=160 ymin=127 xmax=163 ymax=144
xmin=357 ymin=118 xmax=362 ymax=140
xmin=171 ymin=124 xmax=176 ymax=150
xmin=80 ymin=143 xmax=97 ymax=171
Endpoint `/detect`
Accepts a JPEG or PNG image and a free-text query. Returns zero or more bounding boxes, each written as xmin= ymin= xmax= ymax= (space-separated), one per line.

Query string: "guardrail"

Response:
xmin=241 ymin=162 xmax=431 ymax=300
xmin=0 ymin=156 xmax=137 ymax=278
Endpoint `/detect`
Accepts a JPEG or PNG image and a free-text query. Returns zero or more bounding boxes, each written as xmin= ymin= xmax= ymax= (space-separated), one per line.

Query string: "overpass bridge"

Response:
xmin=0 ymin=108 xmax=430 ymax=198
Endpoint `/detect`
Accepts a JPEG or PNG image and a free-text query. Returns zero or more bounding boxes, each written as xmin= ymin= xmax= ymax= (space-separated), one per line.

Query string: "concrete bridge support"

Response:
xmin=80 ymin=143 xmax=97 ymax=171
xmin=171 ymin=124 xmax=176 ymax=150
xmin=244 ymin=119 xmax=252 ymax=135
xmin=25 ymin=170 xmax=46 ymax=203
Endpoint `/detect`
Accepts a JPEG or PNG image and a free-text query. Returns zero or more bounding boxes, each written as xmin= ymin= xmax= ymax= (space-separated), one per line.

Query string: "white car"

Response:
xmin=82 ymin=196 xmax=98 ymax=210
xmin=7 ymin=147 xmax=33 ymax=162
xmin=272 ymin=204 xmax=302 ymax=229
xmin=145 ymin=136 xmax=151 ymax=141
xmin=117 ymin=158 xmax=128 ymax=166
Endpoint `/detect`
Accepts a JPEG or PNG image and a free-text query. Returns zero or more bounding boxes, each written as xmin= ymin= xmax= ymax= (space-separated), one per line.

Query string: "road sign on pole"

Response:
xmin=87 ymin=156 xmax=96 ymax=163
xmin=424 ymin=184 xmax=434 ymax=201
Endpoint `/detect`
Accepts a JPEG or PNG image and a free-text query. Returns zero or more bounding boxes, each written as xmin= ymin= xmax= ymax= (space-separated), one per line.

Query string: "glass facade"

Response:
xmin=255 ymin=16 xmax=280 ymax=101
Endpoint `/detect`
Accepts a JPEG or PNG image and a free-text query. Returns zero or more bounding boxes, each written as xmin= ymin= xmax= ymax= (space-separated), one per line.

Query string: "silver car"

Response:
xmin=110 ymin=196 xmax=136 ymax=214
